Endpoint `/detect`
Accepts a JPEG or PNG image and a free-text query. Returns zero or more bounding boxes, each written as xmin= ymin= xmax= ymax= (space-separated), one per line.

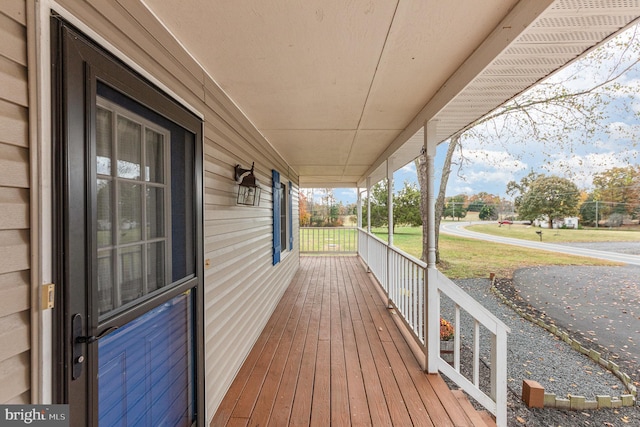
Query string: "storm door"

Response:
xmin=53 ymin=19 xmax=204 ymax=426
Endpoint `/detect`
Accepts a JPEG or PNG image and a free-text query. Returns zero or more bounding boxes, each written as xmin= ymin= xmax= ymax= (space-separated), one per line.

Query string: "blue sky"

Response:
xmin=329 ymin=25 xmax=640 ymax=205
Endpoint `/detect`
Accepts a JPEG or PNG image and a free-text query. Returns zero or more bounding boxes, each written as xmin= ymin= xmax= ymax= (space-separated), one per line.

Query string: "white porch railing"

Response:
xmin=299 ymin=227 xmax=358 ymax=254
xmin=361 ymin=231 xmax=388 ymax=289
xmin=357 ymin=228 xmax=510 ymax=427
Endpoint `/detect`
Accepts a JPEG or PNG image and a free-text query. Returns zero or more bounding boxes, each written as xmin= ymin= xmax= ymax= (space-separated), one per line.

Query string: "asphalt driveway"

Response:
xmin=513 ymin=265 xmax=640 ymax=384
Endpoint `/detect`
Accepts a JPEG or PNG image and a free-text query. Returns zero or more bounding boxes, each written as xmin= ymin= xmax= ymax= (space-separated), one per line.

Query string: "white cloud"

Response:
xmin=400 ymin=162 xmax=416 ymax=173
xmin=607 ymin=121 xmax=640 ymax=140
xmin=440 ymin=148 xmax=530 ymax=197
xmin=542 ymin=151 xmax=637 ymax=188
xmin=448 ymin=184 xmax=475 ymax=196
xmin=454 ymin=149 xmax=529 ymax=173
xmin=464 ymin=169 xmax=520 ymax=184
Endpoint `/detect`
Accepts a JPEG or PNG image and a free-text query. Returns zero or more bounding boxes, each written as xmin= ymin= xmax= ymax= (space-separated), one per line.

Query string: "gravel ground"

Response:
xmin=441 ymin=277 xmax=640 ymax=427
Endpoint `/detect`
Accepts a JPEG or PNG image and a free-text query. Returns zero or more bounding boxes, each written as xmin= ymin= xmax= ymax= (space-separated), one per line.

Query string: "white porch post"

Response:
xmin=386 ymin=158 xmax=394 ymax=307
xmin=356 ymin=187 xmax=362 ymax=229
xmin=366 ymin=177 xmax=372 ymax=272
xmin=366 ymin=177 xmax=371 ymax=233
xmin=387 ymin=158 xmax=394 ymax=245
xmin=424 ymin=120 xmax=440 ymax=373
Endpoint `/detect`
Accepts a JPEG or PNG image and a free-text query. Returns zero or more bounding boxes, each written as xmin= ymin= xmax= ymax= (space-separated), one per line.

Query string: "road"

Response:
xmin=440 ymin=221 xmax=640 ymax=266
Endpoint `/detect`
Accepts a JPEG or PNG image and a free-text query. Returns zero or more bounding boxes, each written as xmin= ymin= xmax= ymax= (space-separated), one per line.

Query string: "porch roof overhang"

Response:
xmin=144 ymin=0 xmax=640 ymax=188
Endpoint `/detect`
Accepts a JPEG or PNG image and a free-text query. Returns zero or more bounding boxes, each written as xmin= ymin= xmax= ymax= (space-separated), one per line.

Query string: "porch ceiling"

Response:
xmin=144 ymin=0 xmax=640 ymax=187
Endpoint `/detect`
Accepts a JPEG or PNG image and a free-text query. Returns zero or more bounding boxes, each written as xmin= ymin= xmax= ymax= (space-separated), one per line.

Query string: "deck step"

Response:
xmin=451 ymin=389 xmax=496 ymax=427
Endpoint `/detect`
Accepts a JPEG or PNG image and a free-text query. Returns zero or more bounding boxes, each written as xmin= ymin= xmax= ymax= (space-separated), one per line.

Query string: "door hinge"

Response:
xmin=41 ymin=283 xmax=55 ymax=309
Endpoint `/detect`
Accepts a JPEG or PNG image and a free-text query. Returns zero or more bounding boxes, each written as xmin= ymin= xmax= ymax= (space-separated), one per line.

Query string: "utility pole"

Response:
xmin=595 ymin=200 xmax=598 ymax=228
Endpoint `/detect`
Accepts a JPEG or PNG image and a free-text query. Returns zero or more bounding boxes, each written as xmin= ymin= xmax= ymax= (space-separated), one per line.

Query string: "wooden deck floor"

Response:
xmin=212 ymin=256 xmax=492 ymax=426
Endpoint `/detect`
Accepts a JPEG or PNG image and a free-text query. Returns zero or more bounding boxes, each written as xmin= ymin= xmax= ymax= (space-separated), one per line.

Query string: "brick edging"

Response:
xmin=489 ymin=278 xmax=637 ymax=409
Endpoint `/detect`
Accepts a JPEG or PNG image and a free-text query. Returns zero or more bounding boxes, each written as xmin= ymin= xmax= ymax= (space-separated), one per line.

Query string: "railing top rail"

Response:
xmin=301 ymin=226 xmax=358 ymax=229
xmin=388 ymin=244 xmax=427 ymax=269
xmin=431 ymin=269 xmax=511 ymax=334
xmin=358 ymin=228 xmax=428 ymax=268
xmin=358 ymin=227 xmax=388 ymax=247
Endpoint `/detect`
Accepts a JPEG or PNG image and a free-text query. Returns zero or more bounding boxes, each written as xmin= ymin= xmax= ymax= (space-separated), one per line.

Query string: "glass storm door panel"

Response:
xmin=94 ymin=98 xmax=194 ymax=426
xmin=95 ymin=100 xmax=171 ymax=317
xmin=54 ymin=19 xmax=203 ymax=427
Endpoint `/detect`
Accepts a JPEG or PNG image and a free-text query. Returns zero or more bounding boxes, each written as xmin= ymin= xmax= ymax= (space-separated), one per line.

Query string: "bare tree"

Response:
xmin=415 ymin=25 xmax=640 ymax=263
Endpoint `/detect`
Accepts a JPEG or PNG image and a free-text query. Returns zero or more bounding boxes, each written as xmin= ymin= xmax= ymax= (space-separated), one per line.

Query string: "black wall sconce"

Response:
xmin=234 ymin=162 xmax=261 ymax=206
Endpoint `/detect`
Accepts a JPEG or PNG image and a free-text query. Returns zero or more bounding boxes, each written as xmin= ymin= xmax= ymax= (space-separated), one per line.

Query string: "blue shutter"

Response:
xmin=272 ymin=170 xmax=281 ymax=265
xmin=289 ymin=182 xmax=294 ymax=250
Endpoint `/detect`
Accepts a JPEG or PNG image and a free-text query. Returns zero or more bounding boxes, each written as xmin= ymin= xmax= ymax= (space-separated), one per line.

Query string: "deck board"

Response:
xmin=212 ymin=256 xmax=488 ymax=426
xmin=338 ymin=259 xmax=371 ymax=426
xmin=330 ymin=259 xmax=350 ymax=425
xmin=287 ymin=263 xmax=323 ymax=425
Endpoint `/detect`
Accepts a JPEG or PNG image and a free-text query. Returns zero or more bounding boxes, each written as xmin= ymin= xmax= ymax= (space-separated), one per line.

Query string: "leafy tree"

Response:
xmin=362 ymin=181 xmax=389 ymax=228
xmin=299 ymin=191 xmax=311 ymax=226
xmin=363 ymin=180 xmax=422 ymax=231
xmin=592 ymin=166 xmax=640 ymax=218
xmin=329 ymin=204 xmax=340 ymax=225
xmin=443 ymin=195 xmax=467 ymax=220
xmin=467 ymin=200 xmax=485 ymax=212
xmin=505 ymin=171 xmax=541 ymax=209
xmin=479 ymin=204 xmax=498 ymax=220
xmin=394 ymin=181 xmax=422 ymax=227
xmin=467 ymin=192 xmax=500 ymax=212
xmin=415 ymin=26 xmax=640 ymax=262
xmin=443 ymin=204 xmax=467 ymax=220
xmin=510 ymin=175 xmax=580 ymax=227
xmin=579 ymin=193 xmax=600 ymax=226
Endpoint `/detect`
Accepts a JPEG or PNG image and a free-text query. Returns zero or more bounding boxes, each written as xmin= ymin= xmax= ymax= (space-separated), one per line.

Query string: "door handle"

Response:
xmin=75 ymin=326 xmax=119 ymax=344
xmin=71 ymin=313 xmax=84 ymax=380
xmin=71 ymin=314 xmax=119 ymax=380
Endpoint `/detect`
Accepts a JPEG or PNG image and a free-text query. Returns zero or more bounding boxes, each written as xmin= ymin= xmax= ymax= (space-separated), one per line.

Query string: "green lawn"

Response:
xmin=371 ymin=226 xmax=620 ymax=279
xmin=468 ymin=223 xmax=640 ymax=243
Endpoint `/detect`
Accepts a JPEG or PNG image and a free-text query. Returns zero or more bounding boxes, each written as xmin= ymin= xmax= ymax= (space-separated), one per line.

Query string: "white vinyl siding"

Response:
xmin=51 ymin=0 xmax=300 ymax=420
xmin=0 ymin=0 xmax=31 ymax=404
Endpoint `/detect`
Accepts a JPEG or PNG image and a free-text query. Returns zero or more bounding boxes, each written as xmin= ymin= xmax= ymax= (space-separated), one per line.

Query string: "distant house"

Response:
xmin=535 ymin=217 xmax=579 ymax=229
xmin=564 ymin=217 xmax=580 ymax=229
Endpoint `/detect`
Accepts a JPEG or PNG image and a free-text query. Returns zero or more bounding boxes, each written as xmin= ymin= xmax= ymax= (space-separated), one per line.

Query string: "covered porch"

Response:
xmin=212 ymin=256 xmax=494 ymax=427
